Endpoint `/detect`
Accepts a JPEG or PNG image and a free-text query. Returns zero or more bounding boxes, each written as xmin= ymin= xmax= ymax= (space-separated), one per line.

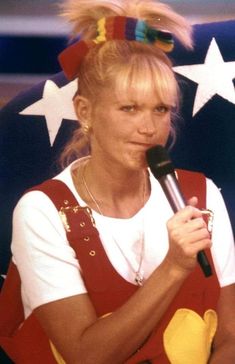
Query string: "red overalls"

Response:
xmin=0 ymin=170 xmax=220 ymax=363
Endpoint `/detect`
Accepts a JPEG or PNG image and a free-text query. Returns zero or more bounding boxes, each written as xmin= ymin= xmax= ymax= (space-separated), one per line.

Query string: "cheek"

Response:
xmin=90 ymin=113 xmax=123 ymax=150
xmin=156 ymin=117 xmax=171 ymax=138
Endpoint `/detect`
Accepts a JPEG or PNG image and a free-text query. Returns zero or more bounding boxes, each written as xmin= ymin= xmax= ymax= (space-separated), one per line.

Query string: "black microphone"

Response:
xmin=146 ymin=145 xmax=212 ymax=277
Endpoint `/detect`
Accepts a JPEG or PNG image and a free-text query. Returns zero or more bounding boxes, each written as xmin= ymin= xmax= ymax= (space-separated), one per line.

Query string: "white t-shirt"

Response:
xmin=11 ymin=159 xmax=235 ymax=318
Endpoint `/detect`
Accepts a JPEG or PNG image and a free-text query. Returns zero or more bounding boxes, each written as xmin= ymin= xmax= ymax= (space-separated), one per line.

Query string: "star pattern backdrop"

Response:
xmin=170 ymin=19 xmax=235 ymax=239
xmin=0 ymin=19 xmax=235 ymax=285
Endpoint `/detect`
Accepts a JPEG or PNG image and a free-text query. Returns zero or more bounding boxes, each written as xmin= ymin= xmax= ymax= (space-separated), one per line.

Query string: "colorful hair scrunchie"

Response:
xmin=59 ymin=16 xmax=174 ymax=80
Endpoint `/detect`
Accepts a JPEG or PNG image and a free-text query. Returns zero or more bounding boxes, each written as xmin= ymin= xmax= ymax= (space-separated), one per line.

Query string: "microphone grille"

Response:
xmin=146 ymin=145 xmax=174 ymax=179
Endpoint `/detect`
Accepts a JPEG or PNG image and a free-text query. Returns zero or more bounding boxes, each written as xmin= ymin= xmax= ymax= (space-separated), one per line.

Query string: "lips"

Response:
xmin=130 ymin=142 xmax=154 ymax=150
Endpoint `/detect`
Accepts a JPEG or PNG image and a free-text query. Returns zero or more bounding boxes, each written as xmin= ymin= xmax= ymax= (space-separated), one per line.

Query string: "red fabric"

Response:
xmin=0 ymin=262 xmax=24 ymax=337
xmin=113 ymin=16 xmax=126 ymax=39
xmin=58 ymin=40 xmax=94 ymax=80
xmin=0 ymin=170 xmax=220 ymax=363
xmin=0 ymin=265 xmax=57 ymax=363
xmin=105 ymin=17 xmax=116 ymax=40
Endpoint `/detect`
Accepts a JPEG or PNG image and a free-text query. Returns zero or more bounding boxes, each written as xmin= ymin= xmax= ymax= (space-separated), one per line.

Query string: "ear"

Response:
xmin=73 ymin=94 xmax=92 ymax=127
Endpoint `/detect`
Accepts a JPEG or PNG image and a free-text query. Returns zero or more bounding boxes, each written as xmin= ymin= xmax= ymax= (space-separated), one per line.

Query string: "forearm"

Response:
xmin=72 ymin=261 xmax=188 ymax=364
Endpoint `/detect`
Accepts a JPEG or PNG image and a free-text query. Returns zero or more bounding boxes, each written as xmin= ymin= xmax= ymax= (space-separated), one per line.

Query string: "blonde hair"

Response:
xmin=59 ymin=0 xmax=193 ymax=167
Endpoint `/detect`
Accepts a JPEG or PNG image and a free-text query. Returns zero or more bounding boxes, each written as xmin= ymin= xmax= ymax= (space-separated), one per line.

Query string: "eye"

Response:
xmin=155 ymin=105 xmax=170 ymax=114
xmin=120 ymin=105 xmax=136 ymax=112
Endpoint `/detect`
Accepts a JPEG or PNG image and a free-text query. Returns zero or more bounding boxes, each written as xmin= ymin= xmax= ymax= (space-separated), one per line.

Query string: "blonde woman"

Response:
xmin=2 ymin=1 xmax=235 ymax=363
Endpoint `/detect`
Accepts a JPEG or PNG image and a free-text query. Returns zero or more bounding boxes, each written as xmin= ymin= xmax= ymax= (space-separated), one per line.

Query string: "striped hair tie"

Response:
xmin=59 ymin=16 xmax=174 ymax=80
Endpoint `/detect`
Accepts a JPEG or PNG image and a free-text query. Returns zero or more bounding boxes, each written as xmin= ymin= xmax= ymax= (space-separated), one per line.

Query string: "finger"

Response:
xmin=184 ymin=237 xmax=212 ymax=257
xmin=168 ymin=205 xmax=203 ymax=226
xmin=170 ymin=223 xmax=210 ymax=247
xmin=186 ymin=217 xmax=208 ymax=232
xmin=187 ymin=196 xmax=198 ymax=207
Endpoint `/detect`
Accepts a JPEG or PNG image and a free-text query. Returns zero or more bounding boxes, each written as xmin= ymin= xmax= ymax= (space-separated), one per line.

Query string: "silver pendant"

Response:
xmin=135 ymin=273 xmax=143 ymax=286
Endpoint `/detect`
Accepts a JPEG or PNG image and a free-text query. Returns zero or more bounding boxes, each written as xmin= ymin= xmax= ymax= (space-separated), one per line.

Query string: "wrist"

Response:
xmin=160 ymin=256 xmax=192 ymax=281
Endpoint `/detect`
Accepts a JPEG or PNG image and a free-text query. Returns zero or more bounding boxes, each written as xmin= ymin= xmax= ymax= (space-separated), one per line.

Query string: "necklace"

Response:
xmin=80 ymin=160 xmax=147 ymax=286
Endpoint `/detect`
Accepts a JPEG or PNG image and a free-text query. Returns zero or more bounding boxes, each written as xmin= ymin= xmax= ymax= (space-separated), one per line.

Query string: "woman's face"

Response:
xmin=88 ymin=86 xmax=172 ymax=172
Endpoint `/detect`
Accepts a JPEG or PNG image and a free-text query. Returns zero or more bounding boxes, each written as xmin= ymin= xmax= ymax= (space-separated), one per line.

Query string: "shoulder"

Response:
xmin=15 ymin=161 xmax=76 ymax=213
xmin=12 ymin=189 xmax=65 ymax=243
xmin=12 ymin=178 xmax=71 ymax=236
xmin=14 ymin=188 xmax=56 ymax=215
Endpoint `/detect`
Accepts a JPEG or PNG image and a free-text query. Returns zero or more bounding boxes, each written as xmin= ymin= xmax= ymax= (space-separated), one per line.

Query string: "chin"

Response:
xmin=127 ymin=154 xmax=147 ymax=171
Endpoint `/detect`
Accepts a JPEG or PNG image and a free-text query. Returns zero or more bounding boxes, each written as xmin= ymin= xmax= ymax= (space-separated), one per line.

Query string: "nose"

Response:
xmin=138 ymin=112 xmax=155 ymax=136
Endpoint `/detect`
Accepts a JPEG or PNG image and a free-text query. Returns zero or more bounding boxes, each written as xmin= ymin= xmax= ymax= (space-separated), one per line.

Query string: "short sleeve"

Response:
xmin=11 ymin=190 xmax=87 ymax=316
xmin=206 ymin=179 xmax=235 ymax=287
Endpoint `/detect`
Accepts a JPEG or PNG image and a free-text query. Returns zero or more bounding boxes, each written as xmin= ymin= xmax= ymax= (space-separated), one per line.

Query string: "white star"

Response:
xmin=173 ymin=38 xmax=235 ymax=116
xmin=20 ymin=79 xmax=78 ymax=145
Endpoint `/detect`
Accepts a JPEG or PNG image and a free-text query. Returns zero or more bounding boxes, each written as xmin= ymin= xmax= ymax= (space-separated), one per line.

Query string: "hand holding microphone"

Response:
xmin=146 ymin=145 xmax=212 ymax=277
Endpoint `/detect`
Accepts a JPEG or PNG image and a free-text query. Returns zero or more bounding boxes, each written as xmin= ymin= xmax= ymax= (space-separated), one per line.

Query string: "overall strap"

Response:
xmin=36 ymin=178 xmax=80 ymax=211
xmin=176 ymin=169 xmax=206 ymax=209
xmin=177 ymin=169 xmax=215 ymax=274
xmin=37 ymin=179 xmax=130 ymax=295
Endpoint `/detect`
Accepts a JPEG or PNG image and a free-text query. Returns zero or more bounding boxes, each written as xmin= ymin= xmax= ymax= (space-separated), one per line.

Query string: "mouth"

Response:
xmin=130 ymin=142 xmax=155 ymax=150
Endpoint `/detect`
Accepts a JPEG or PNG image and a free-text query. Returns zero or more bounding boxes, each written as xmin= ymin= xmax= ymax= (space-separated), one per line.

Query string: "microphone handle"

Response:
xmin=159 ymin=174 xmax=212 ymax=277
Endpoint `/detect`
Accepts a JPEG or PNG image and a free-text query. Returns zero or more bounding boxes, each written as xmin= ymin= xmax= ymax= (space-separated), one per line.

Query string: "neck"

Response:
xmin=89 ymin=157 xmax=146 ymax=195
xmin=75 ymin=157 xmax=150 ymax=218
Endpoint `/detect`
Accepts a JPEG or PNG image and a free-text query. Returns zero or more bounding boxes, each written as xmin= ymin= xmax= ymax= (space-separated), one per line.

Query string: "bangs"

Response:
xmin=113 ymin=55 xmax=179 ymax=108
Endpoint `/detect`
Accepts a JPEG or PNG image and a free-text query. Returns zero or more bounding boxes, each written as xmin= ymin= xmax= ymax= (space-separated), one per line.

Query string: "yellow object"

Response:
xmin=50 ymin=341 xmax=66 ymax=364
xmin=163 ymin=309 xmax=218 ymax=364
xmin=94 ymin=17 xmax=107 ymax=44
